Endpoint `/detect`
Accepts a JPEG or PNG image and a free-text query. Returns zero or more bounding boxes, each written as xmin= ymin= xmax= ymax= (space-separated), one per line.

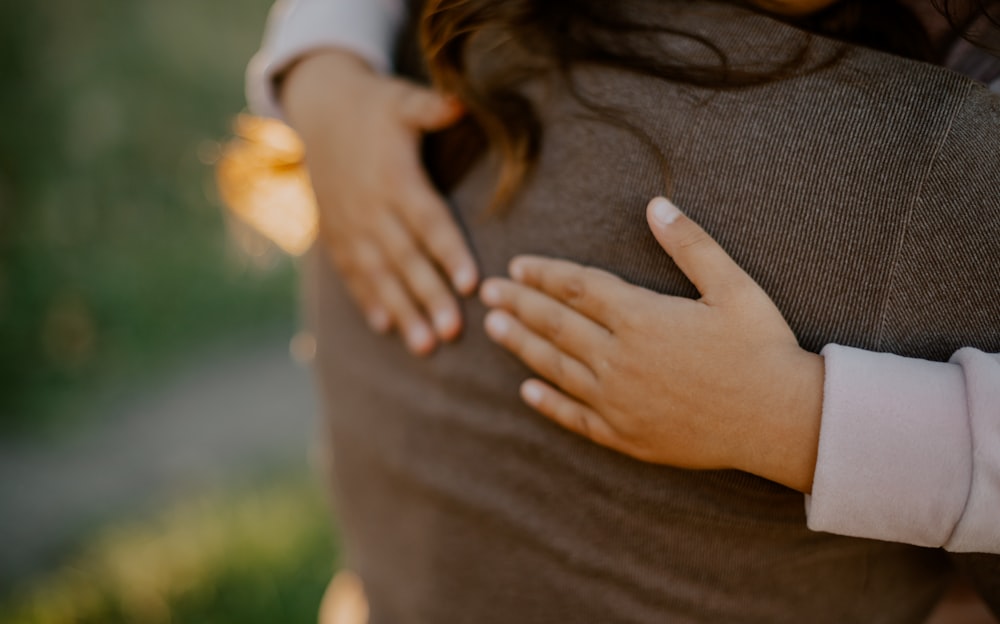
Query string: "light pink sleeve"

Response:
xmin=805 ymin=344 xmax=1000 ymax=554
xmin=246 ymin=0 xmax=405 ymax=119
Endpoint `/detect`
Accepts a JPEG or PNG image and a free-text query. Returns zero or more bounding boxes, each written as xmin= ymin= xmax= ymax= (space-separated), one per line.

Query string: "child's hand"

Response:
xmin=480 ymin=197 xmax=824 ymax=492
xmin=282 ymin=51 xmax=477 ymax=356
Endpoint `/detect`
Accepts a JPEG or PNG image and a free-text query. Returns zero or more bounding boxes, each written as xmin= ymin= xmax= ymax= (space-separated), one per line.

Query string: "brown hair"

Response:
xmin=417 ymin=0 xmax=999 ymax=210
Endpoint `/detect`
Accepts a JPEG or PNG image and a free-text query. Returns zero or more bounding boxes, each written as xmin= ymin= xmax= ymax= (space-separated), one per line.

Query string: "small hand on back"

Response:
xmin=480 ymin=197 xmax=824 ymax=493
xmin=282 ymin=51 xmax=478 ymax=356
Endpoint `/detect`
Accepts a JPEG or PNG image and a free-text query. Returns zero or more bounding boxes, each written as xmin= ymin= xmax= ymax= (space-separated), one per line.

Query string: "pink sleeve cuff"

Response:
xmin=943 ymin=348 xmax=1000 ymax=552
xmin=806 ymin=344 xmax=973 ymax=549
xmin=246 ymin=0 xmax=404 ymax=119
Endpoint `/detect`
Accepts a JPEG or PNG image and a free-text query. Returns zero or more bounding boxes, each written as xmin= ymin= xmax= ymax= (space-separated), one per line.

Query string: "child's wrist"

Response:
xmin=733 ymin=348 xmax=824 ymax=493
xmin=279 ymin=50 xmax=376 ymax=133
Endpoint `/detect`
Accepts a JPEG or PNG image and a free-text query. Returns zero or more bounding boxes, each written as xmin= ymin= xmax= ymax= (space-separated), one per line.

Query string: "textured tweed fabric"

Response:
xmin=308 ymin=2 xmax=1000 ymax=622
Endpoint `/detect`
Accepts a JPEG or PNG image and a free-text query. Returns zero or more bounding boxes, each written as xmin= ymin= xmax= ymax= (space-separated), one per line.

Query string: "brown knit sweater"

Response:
xmin=308 ymin=3 xmax=1000 ymax=622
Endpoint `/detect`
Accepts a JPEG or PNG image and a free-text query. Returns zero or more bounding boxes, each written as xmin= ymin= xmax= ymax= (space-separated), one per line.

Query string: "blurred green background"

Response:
xmin=2 ymin=478 xmax=336 ymax=624
xmin=0 ymin=0 xmax=296 ymax=432
xmin=0 ymin=0 xmax=336 ymax=620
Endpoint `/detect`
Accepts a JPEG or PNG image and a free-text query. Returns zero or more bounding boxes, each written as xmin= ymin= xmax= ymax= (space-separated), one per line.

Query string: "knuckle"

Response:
xmin=391 ymin=242 xmax=424 ymax=269
xmin=505 ymin=326 xmax=524 ymax=351
xmin=570 ymin=408 xmax=592 ymax=440
xmin=593 ymin=354 xmax=614 ymax=376
xmin=676 ymin=229 xmax=711 ymax=250
xmin=541 ymin=311 xmax=564 ymax=342
xmin=517 ymin=262 xmax=535 ymax=283
xmin=353 ymin=242 xmax=384 ymax=272
xmin=543 ymin=349 xmax=566 ymax=379
xmin=611 ymin=410 xmax=642 ymax=439
xmin=561 ymin=275 xmax=586 ymax=303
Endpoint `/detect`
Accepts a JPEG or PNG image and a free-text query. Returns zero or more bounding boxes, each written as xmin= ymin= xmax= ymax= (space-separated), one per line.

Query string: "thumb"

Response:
xmin=645 ymin=196 xmax=753 ymax=302
xmin=397 ymin=85 xmax=465 ymax=131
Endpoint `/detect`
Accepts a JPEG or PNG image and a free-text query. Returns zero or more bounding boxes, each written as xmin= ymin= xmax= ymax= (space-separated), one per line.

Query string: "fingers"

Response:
xmin=519 ymin=379 xmax=619 ymax=449
xmin=646 ymin=197 xmax=753 ymax=304
xmin=375 ymin=210 xmax=463 ymax=340
xmin=392 ymin=84 xmax=479 ymax=295
xmin=484 ymin=309 xmax=598 ymax=402
xmin=368 ymin=263 xmax=436 ymax=355
xmin=328 ymin=245 xmax=391 ymax=333
xmin=329 ymin=234 xmax=437 ymax=356
xmin=396 ymin=84 xmax=465 ymax=131
xmin=506 ymin=256 xmax=627 ymax=329
xmin=301 ymin=68 xmax=476 ymax=358
xmin=393 ymin=182 xmax=479 ymax=295
xmin=479 ymin=277 xmax=610 ymax=363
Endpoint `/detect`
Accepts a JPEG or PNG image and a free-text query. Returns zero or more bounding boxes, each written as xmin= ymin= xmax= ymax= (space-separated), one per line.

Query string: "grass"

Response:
xmin=0 ymin=476 xmax=337 ymax=624
xmin=0 ymin=0 xmax=295 ymax=433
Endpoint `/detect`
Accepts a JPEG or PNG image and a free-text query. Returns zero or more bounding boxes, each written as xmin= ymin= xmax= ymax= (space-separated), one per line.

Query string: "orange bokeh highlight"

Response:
xmin=216 ymin=115 xmax=317 ymax=256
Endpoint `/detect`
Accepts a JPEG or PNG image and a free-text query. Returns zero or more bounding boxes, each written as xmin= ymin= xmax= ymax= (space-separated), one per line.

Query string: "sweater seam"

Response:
xmin=874 ymin=81 xmax=974 ymax=350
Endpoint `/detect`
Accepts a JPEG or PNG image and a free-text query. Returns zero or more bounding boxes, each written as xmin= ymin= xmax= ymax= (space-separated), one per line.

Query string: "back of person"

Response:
xmin=310 ymin=2 xmax=1000 ymax=622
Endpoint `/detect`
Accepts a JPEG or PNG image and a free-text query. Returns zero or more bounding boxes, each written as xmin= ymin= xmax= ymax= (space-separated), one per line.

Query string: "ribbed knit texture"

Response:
xmin=309 ymin=3 xmax=1000 ymax=622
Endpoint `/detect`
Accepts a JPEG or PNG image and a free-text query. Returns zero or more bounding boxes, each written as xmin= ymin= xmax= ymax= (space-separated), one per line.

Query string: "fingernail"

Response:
xmin=521 ymin=381 xmax=544 ymax=405
xmin=479 ymin=281 xmax=501 ymax=305
xmin=453 ymin=266 xmax=477 ymax=293
xmin=407 ymin=325 xmax=433 ymax=352
xmin=485 ymin=311 xmax=509 ymax=338
xmin=650 ymin=197 xmax=681 ymax=226
xmin=367 ymin=309 xmax=390 ymax=333
xmin=433 ymin=308 xmax=457 ymax=335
